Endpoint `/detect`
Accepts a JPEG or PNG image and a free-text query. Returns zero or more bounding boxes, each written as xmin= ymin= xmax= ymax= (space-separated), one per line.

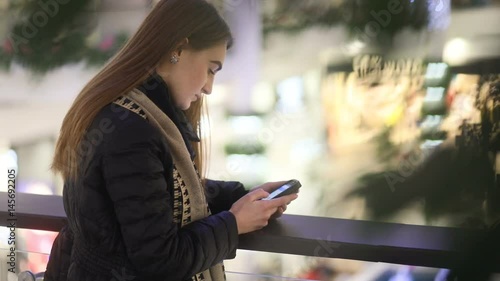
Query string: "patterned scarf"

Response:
xmin=113 ymin=88 xmax=226 ymax=281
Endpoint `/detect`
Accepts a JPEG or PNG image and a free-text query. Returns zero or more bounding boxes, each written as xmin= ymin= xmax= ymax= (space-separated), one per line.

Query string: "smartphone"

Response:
xmin=261 ymin=179 xmax=301 ymax=200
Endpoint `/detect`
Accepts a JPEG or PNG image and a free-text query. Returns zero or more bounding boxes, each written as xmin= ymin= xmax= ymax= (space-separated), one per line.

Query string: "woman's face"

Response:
xmin=157 ymin=41 xmax=227 ymax=110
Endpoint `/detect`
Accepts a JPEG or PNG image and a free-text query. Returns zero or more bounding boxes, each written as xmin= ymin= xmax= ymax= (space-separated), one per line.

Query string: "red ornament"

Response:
xmin=446 ymin=89 xmax=455 ymax=109
xmin=20 ymin=45 xmax=33 ymax=55
xmin=299 ymin=269 xmax=321 ymax=280
xmin=99 ymin=35 xmax=115 ymax=51
xmin=3 ymin=39 xmax=13 ymax=54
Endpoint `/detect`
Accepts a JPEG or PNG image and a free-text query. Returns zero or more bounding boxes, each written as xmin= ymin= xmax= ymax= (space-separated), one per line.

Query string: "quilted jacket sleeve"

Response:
xmin=102 ymin=117 xmax=239 ymax=281
xmin=205 ymin=179 xmax=248 ymax=215
xmin=44 ymin=224 xmax=73 ymax=281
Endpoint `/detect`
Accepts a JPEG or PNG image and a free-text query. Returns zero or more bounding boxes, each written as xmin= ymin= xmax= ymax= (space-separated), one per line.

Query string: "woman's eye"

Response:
xmin=208 ymin=69 xmax=215 ymax=75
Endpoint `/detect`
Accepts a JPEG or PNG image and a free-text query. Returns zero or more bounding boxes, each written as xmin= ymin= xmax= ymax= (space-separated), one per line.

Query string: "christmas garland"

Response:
xmin=0 ymin=0 xmax=128 ymax=74
xmin=262 ymin=0 xmax=430 ymax=48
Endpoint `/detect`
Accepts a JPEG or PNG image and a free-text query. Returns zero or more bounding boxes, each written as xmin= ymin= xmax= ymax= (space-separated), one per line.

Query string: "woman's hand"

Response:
xmin=229 ymin=188 xmax=298 ymax=234
xmin=250 ymin=181 xmax=297 ymax=220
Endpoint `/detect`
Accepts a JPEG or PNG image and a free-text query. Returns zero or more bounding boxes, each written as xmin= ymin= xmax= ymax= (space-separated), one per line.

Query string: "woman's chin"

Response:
xmin=179 ymin=103 xmax=191 ymax=110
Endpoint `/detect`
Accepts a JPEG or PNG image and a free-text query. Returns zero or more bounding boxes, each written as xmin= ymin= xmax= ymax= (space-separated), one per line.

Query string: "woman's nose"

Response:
xmin=202 ymin=81 xmax=213 ymax=95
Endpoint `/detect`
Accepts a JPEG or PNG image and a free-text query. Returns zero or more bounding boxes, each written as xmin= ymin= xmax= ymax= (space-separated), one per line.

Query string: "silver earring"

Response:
xmin=170 ymin=55 xmax=179 ymax=64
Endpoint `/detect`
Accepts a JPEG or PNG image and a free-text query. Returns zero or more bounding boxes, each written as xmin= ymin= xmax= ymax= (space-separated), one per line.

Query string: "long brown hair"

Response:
xmin=51 ymin=0 xmax=233 ymax=181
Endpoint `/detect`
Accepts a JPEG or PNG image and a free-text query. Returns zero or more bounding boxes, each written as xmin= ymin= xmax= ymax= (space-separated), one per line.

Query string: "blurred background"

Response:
xmin=0 ymin=0 xmax=499 ymax=280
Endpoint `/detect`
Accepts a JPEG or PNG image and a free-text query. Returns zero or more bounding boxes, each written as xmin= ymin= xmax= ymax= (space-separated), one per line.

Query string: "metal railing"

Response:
xmin=0 ymin=191 xmax=497 ymax=278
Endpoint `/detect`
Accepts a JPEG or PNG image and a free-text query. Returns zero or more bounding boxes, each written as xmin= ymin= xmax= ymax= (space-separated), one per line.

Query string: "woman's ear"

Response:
xmin=174 ymin=37 xmax=190 ymax=57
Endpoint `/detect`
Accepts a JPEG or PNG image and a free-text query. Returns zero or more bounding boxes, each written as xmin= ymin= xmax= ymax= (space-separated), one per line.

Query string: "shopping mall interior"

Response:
xmin=0 ymin=0 xmax=499 ymax=280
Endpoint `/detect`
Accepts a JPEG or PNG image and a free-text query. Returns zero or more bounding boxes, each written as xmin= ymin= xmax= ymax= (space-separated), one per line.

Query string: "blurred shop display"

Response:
xmin=316 ymin=56 xmax=500 ymax=280
xmin=343 ymin=71 xmax=500 ymax=226
xmin=0 ymin=0 xmax=128 ymax=74
xmin=297 ymin=260 xmax=337 ymax=281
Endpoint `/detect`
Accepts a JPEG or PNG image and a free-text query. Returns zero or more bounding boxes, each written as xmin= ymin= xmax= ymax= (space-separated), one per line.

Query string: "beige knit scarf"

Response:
xmin=114 ymin=89 xmax=225 ymax=281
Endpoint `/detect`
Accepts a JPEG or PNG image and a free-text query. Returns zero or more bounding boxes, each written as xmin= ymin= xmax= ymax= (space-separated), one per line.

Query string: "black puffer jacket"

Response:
xmin=44 ymin=73 xmax=248 ymax=281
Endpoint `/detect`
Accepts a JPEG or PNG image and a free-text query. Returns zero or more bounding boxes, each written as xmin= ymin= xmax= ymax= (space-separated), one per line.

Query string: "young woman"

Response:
xmin=44 ymin=0 xmax=298 ymax=281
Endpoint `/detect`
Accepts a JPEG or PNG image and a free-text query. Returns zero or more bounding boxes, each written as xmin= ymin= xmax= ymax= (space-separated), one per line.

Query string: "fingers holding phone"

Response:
xmin=261 ymin=179 xmax=301 ymax=201
xmin=229 ymin=180 xmax=300 ymax=234
xmin=267 ymin=193 xmax=296 ymax=220
xmin=229 ymin=188 xmax=270 ymax=234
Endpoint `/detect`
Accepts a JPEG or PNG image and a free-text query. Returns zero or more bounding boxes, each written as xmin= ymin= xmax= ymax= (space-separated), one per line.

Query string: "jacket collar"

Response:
xmin=136 ymin=72 xmax=200 ymax=159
